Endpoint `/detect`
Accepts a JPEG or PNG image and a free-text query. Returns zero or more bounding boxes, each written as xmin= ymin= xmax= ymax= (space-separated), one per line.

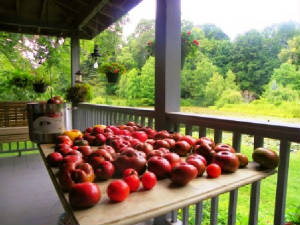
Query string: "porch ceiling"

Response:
xmin=0 ymin=0 xmax=142 ymax=39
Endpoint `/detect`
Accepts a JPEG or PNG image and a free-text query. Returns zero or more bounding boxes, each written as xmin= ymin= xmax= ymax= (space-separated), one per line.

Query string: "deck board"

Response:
xmin=0 ymin=154 xmax=64 ymax=225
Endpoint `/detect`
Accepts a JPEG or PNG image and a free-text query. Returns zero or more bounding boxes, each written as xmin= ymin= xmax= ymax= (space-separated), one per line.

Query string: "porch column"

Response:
xmin=71 ymin=36 xmax=80 ymax=129
xmin=71 ymin=36 xmax=80 ymax=86
xmin=154 ymin=0 xmax=181 ymax=131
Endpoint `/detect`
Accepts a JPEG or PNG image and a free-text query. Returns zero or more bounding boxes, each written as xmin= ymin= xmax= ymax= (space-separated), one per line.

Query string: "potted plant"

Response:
xmin=100 ymin=62 xmax=126 ymax=83
xmin=146 ymin=31 xmax=199 ymax=69
xmin=66 ymin=83 xmax=93 ymax=106
xmin=32 ymin=73 xmax=50 ymax=93
xmin=9 ymin=70 xmax=33 ymax=88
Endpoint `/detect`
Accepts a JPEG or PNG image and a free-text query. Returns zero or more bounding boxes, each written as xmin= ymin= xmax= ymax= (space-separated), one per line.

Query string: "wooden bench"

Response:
xmin=0 ymin=102 xmax=30 ymax=151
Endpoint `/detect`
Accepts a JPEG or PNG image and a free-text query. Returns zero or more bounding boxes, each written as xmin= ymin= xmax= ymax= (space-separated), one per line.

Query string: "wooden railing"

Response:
xmin=74 ymin=103 xmax=300 ymax=225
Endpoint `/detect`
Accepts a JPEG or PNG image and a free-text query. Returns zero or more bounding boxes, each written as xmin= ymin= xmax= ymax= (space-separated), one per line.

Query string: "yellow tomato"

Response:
xmin=63 ymin=129 xmax=83 ymax=141
xmin=93 ymin=124 xmax=106 ymax=129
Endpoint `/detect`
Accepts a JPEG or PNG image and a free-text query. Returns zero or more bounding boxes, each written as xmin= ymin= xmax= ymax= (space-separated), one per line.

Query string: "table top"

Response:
xmin=39 ymin=144 xmax=276 ymax=225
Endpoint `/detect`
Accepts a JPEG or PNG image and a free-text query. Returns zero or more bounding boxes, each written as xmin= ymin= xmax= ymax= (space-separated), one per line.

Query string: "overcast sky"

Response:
xmin=123 ymin=0 xmax=300 ymax=40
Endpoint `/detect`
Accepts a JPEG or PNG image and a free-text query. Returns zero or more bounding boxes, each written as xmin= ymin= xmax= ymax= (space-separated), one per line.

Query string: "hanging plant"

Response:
xmin=32 ymin=70 xmax=50 ymax=93
xmin=146 ymin=31 xmax=199 ymax=69
xmin=100 ymin=62 xmax=126 ymax=83
xmin=66 ymin=83 xmax=93 ymax=106
xmin=9 ymin=70 xmax=33 ymax=88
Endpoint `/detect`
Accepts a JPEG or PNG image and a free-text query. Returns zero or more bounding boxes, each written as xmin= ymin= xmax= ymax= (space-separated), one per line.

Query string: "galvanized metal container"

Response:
xmin=27 ymin=102 xmax=70 ymax=144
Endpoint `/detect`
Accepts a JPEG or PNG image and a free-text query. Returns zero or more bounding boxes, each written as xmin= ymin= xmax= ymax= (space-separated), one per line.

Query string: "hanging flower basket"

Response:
xmin=33 ymin=82 xmax=48 ymax=93
xmin=106 ymin=72 xmax=120 ymax=83
xmin=100 ymin=62 xmax=126 ymax=83
xmin=9 ymin=71 xmax=33 ymax=88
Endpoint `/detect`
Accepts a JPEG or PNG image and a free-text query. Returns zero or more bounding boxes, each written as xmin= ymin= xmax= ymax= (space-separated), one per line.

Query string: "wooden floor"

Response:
xmin=0 ymin=154 xmax=64 ymax=225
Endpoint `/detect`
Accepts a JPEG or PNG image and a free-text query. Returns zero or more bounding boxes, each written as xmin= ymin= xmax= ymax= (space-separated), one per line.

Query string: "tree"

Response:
xmin=271 ymin=63 xmax=300 ymax=92
xmin=181 ymin=57 xmax=219 ymax=105
xmin=278 ymin=36 xmax=300 ymax=69
xmin=199 ymin=24 xmax=229 ymax=40
xmin=231 ymin=30 xmax=273 ymax=94
xmin=127 ymin=19 xmax=155 ymax=69
xmin=224 ymin=70 xmax=239 ymax=90
xmin=204 ymin=72 xmax=224 ymax=106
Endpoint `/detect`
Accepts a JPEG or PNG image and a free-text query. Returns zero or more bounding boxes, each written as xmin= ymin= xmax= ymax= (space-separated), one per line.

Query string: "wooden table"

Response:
xmin=39 ymin=144 xmax=276 ymax=225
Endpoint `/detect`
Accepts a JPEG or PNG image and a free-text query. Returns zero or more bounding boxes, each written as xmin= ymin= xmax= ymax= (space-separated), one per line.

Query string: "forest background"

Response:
xmin=0 ymin=18 xmax=299 ymax=122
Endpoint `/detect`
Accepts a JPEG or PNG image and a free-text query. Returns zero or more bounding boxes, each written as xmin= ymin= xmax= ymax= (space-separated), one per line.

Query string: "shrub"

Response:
xmin=216 ymin=89 xmax=243 ymax=108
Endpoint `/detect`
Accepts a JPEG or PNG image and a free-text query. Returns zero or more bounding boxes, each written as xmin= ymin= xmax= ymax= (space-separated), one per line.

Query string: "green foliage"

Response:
xmin=271 ymin=63 xmax=300 ymax=92
xmin=263 ymin=83 xmax=299 ymax=105
xmin=8 ymin=70 xmax=33 ymax=88
xmin=204 ymin=72 xmax=224 ymax=106
xmin=138 ymin=57 xmax=155 ymax=105
xmin=66 ymin=83 xmax=93 ymax=106
xmin=216 ymin=90 xmax=243 ymax=108
xmin=100 ymin=62 xmax=126 ymax=75
xmin=182 ymin=57 xmax=218 ymax=105
xmin=279 ymin=36 xmax=300 ymax=69
xmin=117 ymin=68 xmax=140 ymax=99
xmin=199 ymin=23 xmax=230 ymax=40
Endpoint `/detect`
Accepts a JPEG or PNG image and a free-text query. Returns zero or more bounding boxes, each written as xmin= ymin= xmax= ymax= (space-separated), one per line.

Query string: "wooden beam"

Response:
xmin=0 ymin=18 xmax=70 ymax=32
xmin=71 ymin=36 xmax=80 ymax=86
xmin=40 ymin=0 xmax=48 ymax=19
xmin=16 ymin=0 xmax=21 ymax=16
xmin=54 ymin=0 xmax=80 ymax=13
xmin=154 ymin=0 xmax=181 ymax=130
xmin=77 ymin=0 xmax=110 ymax=30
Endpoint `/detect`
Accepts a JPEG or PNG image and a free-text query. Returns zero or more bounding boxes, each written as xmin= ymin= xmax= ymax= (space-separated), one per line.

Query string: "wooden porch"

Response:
xmin=0 ymin=0 xmax=299 ymax=225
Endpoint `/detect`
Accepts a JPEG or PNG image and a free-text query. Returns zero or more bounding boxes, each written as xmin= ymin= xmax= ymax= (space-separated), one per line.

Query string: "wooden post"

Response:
xmin=71 ymin=36 xmax=80 ymax=86
xmin=71 ymin=36 xmax=80 ymax=129
xmin=155 ymin=0 xmax=181 ymax=131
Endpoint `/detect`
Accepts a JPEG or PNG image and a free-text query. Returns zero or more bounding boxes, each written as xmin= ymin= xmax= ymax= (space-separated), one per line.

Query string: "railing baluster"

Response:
xmin=249 ymin=136 xmax=264 ymax=225
xmin=195 ymin=202 xmax=203 ymax=225
xmin=141 ymin=116 xmax=145 ymax=127
xmin=185 ymin=124 xmax=192 ymax=135
xmin=274 ymin=139 xmax=291 ymax=225
xmin=113 ymin=111 xmax=117 ymax=125
xmin=171 ymin=209 xmax=178 ymax=223
xmin=228 ymin=132 xmax=242 ymax=225
xmin=148 ymin=117 xmax=153 ymax=128
xmin=182 ymin=206 xmax=189 ymax=225
xmin=106 ymin=110 xmax=110 ymax=125
xmin=210 ymin=197 xmax=219 ymax=225
xmin=210 ymin=129 xmax=222 ymax=225
xmin=194 ymin=126 xmax=206 ymax=225
xmin=199 ymin=127 xmax=206 ymax=137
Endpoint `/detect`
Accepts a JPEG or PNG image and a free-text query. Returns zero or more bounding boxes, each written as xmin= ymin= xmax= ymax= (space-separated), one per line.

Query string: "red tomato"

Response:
xmin=107 ymin=180 xmax=130 ymax=202
xmin=124 ymin=175 xmax=140 ymax=192
xmin=132 ymin=131 xmax=148 ymax=142
xmin=141 ymin=171 xmax=157 ymax=190
xmin=206 ymin=163 xmax=221 ymax=178
xmin=123 ymin=168 xmax=138 ymax=178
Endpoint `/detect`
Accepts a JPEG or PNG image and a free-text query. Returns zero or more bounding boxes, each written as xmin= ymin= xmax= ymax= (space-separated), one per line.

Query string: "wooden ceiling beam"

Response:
xmin=16 ymin=0 xmax=21 ymax=16
xmin=0 ymin=18 xmax=71 ymax=32
xmin=54 ymin=0 xmax=80 ymax=13
xmin=40 ymin=0 xmax=48 ymax=19
xmin=77 ymin=0 xmax=110 ymax=30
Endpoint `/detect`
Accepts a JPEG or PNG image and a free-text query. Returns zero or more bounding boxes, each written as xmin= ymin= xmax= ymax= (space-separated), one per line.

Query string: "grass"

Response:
xmin=91 ymin=96 xmax=300 ymax=123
